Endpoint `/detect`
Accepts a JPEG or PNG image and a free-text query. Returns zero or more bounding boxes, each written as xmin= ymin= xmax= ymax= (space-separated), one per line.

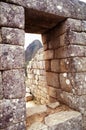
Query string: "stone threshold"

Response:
xmin=26 ymin=101 xmax=82 ymax=130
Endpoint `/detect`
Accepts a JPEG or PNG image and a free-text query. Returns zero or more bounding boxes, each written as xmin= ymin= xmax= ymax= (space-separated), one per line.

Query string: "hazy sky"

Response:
xmin=25 ymin=0 xmax=86 ymax=50
xmin=25 ymin=33 xmax=42 ymax=50
xmin=79 ymin=0 xmax=86 ymax=2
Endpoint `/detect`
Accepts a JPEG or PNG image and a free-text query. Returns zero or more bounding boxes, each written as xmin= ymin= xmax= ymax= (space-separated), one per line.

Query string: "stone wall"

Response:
xmin=0 ymin=0 xmax=86 ymax=130
xmin=42 ymin=18 xmax=86 ymax=129
xmin=0 ymin=2 xmax=26 ymax=130
xmin=26 ymin=48 xmax=49 ymax=104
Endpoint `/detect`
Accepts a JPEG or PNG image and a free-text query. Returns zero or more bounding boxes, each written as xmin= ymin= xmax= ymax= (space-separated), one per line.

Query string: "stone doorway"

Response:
xmin=0 ymin=0 xmax=86 ymax=130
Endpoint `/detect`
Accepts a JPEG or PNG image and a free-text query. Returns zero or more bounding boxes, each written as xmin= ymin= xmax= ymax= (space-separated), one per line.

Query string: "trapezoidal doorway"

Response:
xmin=0 ymin=0 xmax=86 ymax=130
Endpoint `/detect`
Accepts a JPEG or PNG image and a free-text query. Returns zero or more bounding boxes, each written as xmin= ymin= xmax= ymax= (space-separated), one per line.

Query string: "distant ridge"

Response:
xmin=25 ymin=40 xmax=43 ymax=63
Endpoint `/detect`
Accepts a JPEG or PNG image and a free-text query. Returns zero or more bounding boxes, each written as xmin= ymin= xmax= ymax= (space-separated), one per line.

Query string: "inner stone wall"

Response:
xmin=0 ymin=2 xmax=26 ymax=130
xmin=0 ymin=0 xmax=86 ymax=130
xmin=26 ymin=48 xmax=49 ymax=104
xmin=42 ymin=18 xmax=86 ymax=129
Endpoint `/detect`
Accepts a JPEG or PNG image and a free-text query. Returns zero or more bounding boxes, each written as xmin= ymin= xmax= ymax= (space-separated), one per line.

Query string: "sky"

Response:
xmin=25 ymin=33 xmax=42 ymax=50
xmin=25 ymin=0 xmax=86 ymax=50
xmin=79 ymin=0 xmax=86 ymax=2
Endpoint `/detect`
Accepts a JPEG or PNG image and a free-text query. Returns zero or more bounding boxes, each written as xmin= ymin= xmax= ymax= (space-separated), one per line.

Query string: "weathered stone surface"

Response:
xmin=0 ymin=2 xmax=24 ymax=29
xmin=26 ymin=93 xmax=33 ymax=102
xmin=82 ymin=21 xmax=86 ymax=32
xmin=65 ymin=18 xmax=82 ymax=32
xmin=45 ymin=60 xmax=51 ymax=71
xmin=5 ymin=122 xmax=26 ymax=130
xmin=55 ymin=45 xmax=86 ymax=58
xmin=49 ymin=86 xmax=57 ymax=98
xmin=46 ymin=72 xmax=59 ymax=88
xmin=3 ymin=69 xmax=25 ymax=99
xmin=45 ymin=111 xmax=82 ymax=130
xmin=0 ymin=98 xmax=26 ymax=129
xmin=68 ymin=31 xmax=86 ymax=45
xmin=0 ymin=44 xmax=24 ymax=70
xmin=44 ymin=50 xmax=54 ymax=60
xmin=0 ymin=71 xmax=3 ymax=99
xmin=82 ymin=111 xmax=86 ymax=130
xmin=26 ymin=105 xmax=47 ymax=117
xmin=47 ymin=102 xmax=60 ymax=109
xmin=51 ymin=60 xmax=60 ymax=72
xmin=60 ymin=72 xmax=86 ymax=95
xmin=0 ymin=27 xmax=25 ymax=46
xmin=60 ymin=92 xmax=86 ymax=112
xmin=28 ymin=122 xmax=48 ymax=130
xmin=60 ymin=57 xmax=86 ymax=72
xmin=2 ymin=0 xmax=86 ymax=20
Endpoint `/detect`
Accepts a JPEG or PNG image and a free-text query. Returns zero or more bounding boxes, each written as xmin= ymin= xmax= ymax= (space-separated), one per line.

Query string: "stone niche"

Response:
xmin=0 ymin=0 xmax=86 ymax=130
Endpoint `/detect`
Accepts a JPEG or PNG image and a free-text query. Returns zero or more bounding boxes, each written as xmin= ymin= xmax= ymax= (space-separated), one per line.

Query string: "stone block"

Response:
xmin=5 ymin=122 xmax=26 ymax=130
xmin=0 ymin=2 xmax=24 ymax=29
xmin=43 ymin=43 xmax=48 ymax=51
xmin=26 ymin=104 xmax=47 ymax=117
xmin=68 ymin=31 xmax=86 ymax=45
xmin=45 ymin=60 xmax=51 ymax=71
xmin=46 ymin=72 xmax=59 ymax=88
xmin=44 ymin=50 xmax=54 ymax=60
xmin=60 ymin=57 xmax=86 ymax=72
xmin=0 ymin=98 xmax=26 ymax=129
xmin=47 ymin=102 xmax=60 ymax=109
xmin=28 ymin=122 xmax=48 ymax=130
xmin=0 ymin=27 xmax=25 ymax=46
xmin=48 ymin=37 xmax=60 ymax=49
xmin=82 ymin=111 xmax=86 ymax=130
xmin=0 ymin=44 xmax=24 ymax=70
xmin=65 ymin=18 xmax=82 ymax=32
xmin=49 ymin=86 xmax=57 ymax=98
xmin=60 ymin=72 xmax=86 ymax=95
xmin=82 ymin=21 xmax=86 ymax=32
xmin=55 ymin=45 xmax=86 ymax=59
xmin=0 ymin=71 xmax=3 ymax=99
xmin=51 ymin=60 xmax=60 ymax=72
xmin=60 ymin=91 xmax=86 ymax=112
xmin=3 ymin=69 xmax=25 ymax=99
xmin=45 ymin=111 xmax=82 ymax=130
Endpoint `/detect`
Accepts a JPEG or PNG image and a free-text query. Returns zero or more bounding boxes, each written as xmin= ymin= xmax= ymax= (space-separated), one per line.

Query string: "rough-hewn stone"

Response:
xmin=0 ymin=71 xmax=3 ymax=99
xmin=3 ymin=69 xmax=25 ymax=99
xmin=47 ymin=102 xmax=60 ymax=109
xmin=0 ymin=27 xmax=25 ymax=46
xmin=44 ymin=50 xmax=54 ymax=60
xmin=0 ymin=98 xmax=26 ymax=129
xmin=60 ymin=57 xmax=86 ymax=72
xmin=68 ymin=31 xmax=86 ymax=45
xmin=55 ymin=45 xmax=86 ymax=58
xmin=82 ymin=21 xmax=86 ymax=32
xmin=45 ymin=60 xmax=51 ymax=71
xmin=51 ymin=60 xmax=60 ymax=72
xmin=26 ymin=105 xmax=47 ymax=117
xmin=0 ymin=2 xmax=24 ymax=29
xmin=46 ymin=72 xmax=59 ymax=88
xmin=60 ymin=92 xmax=86 ymax=113
xmin=0 ymin=44 xmax=24 ymax=70
xmin=2 ymin=0 xmax=86 ymax=20
xmin=45 ymin=111 xmax=82 ymax=130
xmin=28 ymin=122 xmax=48 ymax=130
xmin=26 ymin=48 xmax=49 ymax=104
xmin=5 ymin=122 xmax=26 ymax=130
xmin=60 ymin=72 xmax=86 ymax=95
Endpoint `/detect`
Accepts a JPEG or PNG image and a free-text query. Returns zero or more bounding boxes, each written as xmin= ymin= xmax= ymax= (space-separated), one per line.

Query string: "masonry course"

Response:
xmin=0 ymin=0 xmax=86 ymax=129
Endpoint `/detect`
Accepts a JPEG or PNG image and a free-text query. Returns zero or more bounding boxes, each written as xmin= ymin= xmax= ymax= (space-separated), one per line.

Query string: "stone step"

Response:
xmin=26 ymin=93 xmax=33 ymax=102
xmin=26 ymin=103 xmax=82 ymax=130
xmin=45 ymin=110 xmax=82 ymax=130
xmin=27 ymin=110 xmax=82 ymax=130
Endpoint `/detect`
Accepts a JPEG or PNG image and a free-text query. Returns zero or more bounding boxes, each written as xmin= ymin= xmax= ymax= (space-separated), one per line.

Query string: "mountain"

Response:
xmin=25 ymin=40 xmax=43 ymax=63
